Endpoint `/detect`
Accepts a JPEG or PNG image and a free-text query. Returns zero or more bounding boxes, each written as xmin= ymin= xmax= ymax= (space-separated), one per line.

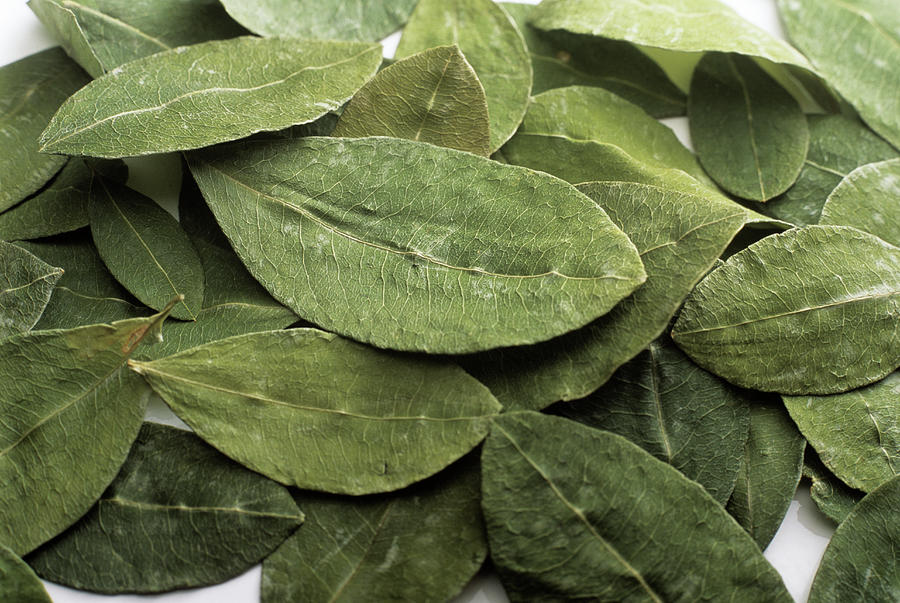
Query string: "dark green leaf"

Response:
xmin=0 ymin=241 xmax=63 ymax=339
xmin=0 ymin=545 xmax=52 ymax=603
xmin=820 ymin=158 xmax=900 ymax=246
xmin=804 ymin=449 xmax=864 ymax=525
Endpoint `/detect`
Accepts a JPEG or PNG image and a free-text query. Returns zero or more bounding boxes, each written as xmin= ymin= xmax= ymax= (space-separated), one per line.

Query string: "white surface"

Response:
xmin=0 ymin=1 xmax=835 ymax=601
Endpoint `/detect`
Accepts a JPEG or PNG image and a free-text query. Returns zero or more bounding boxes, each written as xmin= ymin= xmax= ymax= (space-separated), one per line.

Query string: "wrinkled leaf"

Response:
xmin=672 ymin=226 xmax=900 ymax=395
xmin=39 ymin=37 xmax=382 ymax=157
xmin=0 ymin=47 xmax=89 ymax=212
xmin=132 ymin=329 xmax=501 ymax=494
xmin=482 ymin=411 xmax=792 ymax=602
xmin=0 ymin=241 xmax=63 ymax=339
xmin=262 ymin=455 xmax=485 ymax=603
xmin=807 ymin=475 xmax=900 ymax=602
xmin=188 ymin=136 xmax=645 ymax=354
xmin=804 ymin=449 xmax=864 ymax=525
xmin=333 ymin=45 xmax=490 ymax=156
xmin=820 ymin=158 xmax=900 ymax=246
xmin=396 ymin=0 xmax=531 ymax=152
xmin=27 ymin=422 xmax=303 ymax=593
xmin=0 ymin=545 xmax=52 ymax=603
xmin=689 ymin=52 xmax=808 ymax=201
xmin=551 ymin=333 xmax=751 ymax=505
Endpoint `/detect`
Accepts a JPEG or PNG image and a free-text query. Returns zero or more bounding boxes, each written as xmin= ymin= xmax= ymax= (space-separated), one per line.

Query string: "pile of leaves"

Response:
xmin=0 ymin=0 xmax=897 ymax=600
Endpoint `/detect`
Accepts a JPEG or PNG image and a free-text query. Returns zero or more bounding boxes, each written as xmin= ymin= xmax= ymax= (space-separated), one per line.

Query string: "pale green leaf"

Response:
xmin=0 ymin=241 xmax=63 ymax=339
xmin=820 ymin=158 xmax=900 ymax=246
xmin=0 ymin=545 xmax=52 ymax=603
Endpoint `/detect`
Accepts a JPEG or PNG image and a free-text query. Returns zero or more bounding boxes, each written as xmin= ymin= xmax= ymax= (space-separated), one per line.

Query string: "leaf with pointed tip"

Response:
xmin=482 ymin=411 xmax=793 ymax=602
xmin=727 ymin=400 xmax=806 ymax=549
xmin=89 ymin=174 xmax=203 ymax=321
xmin=35 ymin=287 xmax=150 ymax=330
xmin=808 ymin=475 xmax=900 ymax=603
xmin=0 ymin=241 xmax=63 ymax=340
xmin=39 ymin=37 xmax=383 ymax=157
xmin=778 ymin=0 xmax=900 ymax=150
xmin=0 ymin=545 xmax=52 ymax=603
xmin=672 ymin=226 xmax=900 ymax=395
xmin=28 ymin=0 xmax=247 ymax=77
xmin=689 ymin=52 xmax=809 ymax=201
xmin=27 ymin=422 xmax=303 ymax=593
xmin=132 ymin=329 xmax=501 ymax=494
xmin=396 ymin=0 xmax=531 ymax=152
xmin=803 ymin=449 xmax=864 ymax=525
xmin=0 ymin=47 xmax=89 ymax=212
xmin=188 ymin=136 xmax=645 ymax=354
xmin=820 ymin=158 xmax=900 ymax=246
xmin=334 ymin=45 xmax=490 ymax=156
xmin=262 ymin=455 xmax=485 ymax=603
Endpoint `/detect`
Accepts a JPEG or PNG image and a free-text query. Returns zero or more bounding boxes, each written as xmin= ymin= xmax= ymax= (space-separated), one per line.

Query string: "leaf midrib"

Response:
xmin=326 ymin=500 xmax=397 ymax=603
xmin=61 ymin=0 xmax=169 ymax=52
xmin=99 ymin=496 xmax=302 ymax=521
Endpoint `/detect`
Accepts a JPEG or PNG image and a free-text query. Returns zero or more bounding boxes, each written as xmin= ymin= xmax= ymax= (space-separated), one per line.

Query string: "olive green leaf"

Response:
xmin=89 ymin=173 xmax=203 ymax=321
xmin=0 ymin=545 xmax=52 ymax=603
xmin=482 ymin=412 xmax=793 ymax=602
xmin=727 ymin=400 xmax=806 ymax=549
xmin=27 ymin=0 xmax=247 ymax=77
xmin=35 ymin=287 xmax=150 ymax=330
xmin=262 ymin=455 xmax=485 ymax=603
xmin=0 ymin=158 xmax=126 ymax=242
xmin=0 ymin=241 xmax=63 ymax=340
xmin=39 ymin=38 xmax=383 ymax=158
xmin=0 ymin=47 xmax=89 ymax=212
xmin=188 ymin=137 xmax=645 ymax=354
xmin=807 ymin=475 xmax=900 ymax=603
xmin=778 ymin=0 xmax=900 ymax=150
xmin=767 ymin=115 xmax=898 ymax=226
xmin=803 ymin=449 xmax=864 ymax=525
xmin=820 ymin=158 xmax=900 ymax=246
xmin=783 ymin=371 xmax=899 ymax=493
xmin=220 ymin=0 xmax=417 ymax=41
xmin=27 ymin=422 xmax=303 ymax=593
xmin=672 ymin=226 xmax=900 ymax=395
xmin=0 ymin=305 xmax=175 ymax=554
xmin=501 ymin=2 xmax=685 ymax=118
xmin=550 ymin=333 xmax=751 ymax=505
xmin=333 ymin=45 xmax=491 ymax=156
xmin=689 ymin=52 xmax=809 ymax=201
xmin=131 ymin=329 xmax=501 ymax=495
xmin=396 ymin=0 xmax=532 ymax=152
xmin=529 ymin=0 xmax=812 ymax=69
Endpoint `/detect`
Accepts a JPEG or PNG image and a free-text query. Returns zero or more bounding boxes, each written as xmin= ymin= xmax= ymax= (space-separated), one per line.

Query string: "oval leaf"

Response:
xmin=672 ymin=226 xmax=900 ymax=395
xmin=0 ymin=241 xmax=63 ymax=340
xmin=333 ymin=45 xmax=490 ymax=156
xmin=131 ymin=329 xmax=502 ymax=495
xmin=188 ymin=136 xmax=646 ymax=354
xmin=0 ymin=545 xmax=52 ymax=603
xmin=803 ymin=449 xmax=864 ymax=525
xmin=820 ymin=158 xmax=900 ymax=247
xmin=39 ymin=37 xmax=382 ymax=157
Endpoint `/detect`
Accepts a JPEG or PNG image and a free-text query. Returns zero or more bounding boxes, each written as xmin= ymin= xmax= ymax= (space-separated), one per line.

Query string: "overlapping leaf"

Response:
xmin=0 ymin=545 xmax=52 ymax=603
xmin=0 ymin=241 xmax=63 ymax=340
xmin=820 ymin=158 xmax=900 ymax=246
xmin=804 ymin=450 xmax=864 ymax=525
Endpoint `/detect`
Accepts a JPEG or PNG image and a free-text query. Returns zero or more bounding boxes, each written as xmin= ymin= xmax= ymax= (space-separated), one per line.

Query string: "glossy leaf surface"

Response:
xmin=482 ymin=412 xmax=792 ymax=602
xmin=672 ymin=226 xmax=900 ymax=395
xmin=334 ymin=45 xmax=490 ymax=156
xmin=132 ymin=329 xmax=501 ymax=494
xmin=188 ymin=136 xmax=645 ymax=354
xmin=28 ymin=422 xmax=303 ymax=593
xmin=0 ymin=545 xmax=52 ymax=603
xmin=39 ymin=37 xmax=382 ymax=157
xmin=804 ymin=450 xmax=863 ymax=525
xmin=0 ymin=241 xmax=63 ymax=340
xmin=820 ymin=158 xmax=900 ymax=246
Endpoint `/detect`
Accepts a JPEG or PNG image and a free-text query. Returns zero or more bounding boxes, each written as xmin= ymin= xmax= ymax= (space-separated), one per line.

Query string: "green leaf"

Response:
xmin=689 ymin=52 xmax=809 ymax=201
xmin=261 ymin=455 xmax=485 ymax=603
xmin=803 ymin=449 xmax=864 ymax=525
xmin=0 ymin=545 xmax=52 ymax=603
xmin=396 ymin=0 xmax=532 ymax=152
xmin=482 ymin=411 xmax=792 ymax=602
xmin=778 ymin=0 xmax=900 ymax=150
xmin=783 ymin=371 xmax=900 ymax=493
xmin=39 ymin=37 xmax=383 ymax=158
xmin=188 ymin=136 xmax=645 ymax=354
xmin=27 ymin=0 xmax=247 ymax=77
xmin=0 ymin=47 xmax=89 ymax=212
xmin=807 ymin=475 xmax=900 ymax=603
xmin=550 ymin=333 xmax=751 ymax=505
xmin=220 ymin=0 xmax=417 ymax=41
xmin=820 ymin=158 xmax=900 ymax=247
xmin=0 ymin=241 xmax=63 ymax=340
xmin=131 ymin=329 xmax=501 ymax=494
xmin=530 ymin=0 xmax=812 ymax=69
xmin=89 ymin=173 xmax=203 ymax=321
xmin=35 ymin=287 xmax=150 ymax=330
xmin=0 ymin=307 xmax=173 ymax=554
xmin=727 ymin=400 xmax=806 ymax=549
xmin=333 ymin=45 xmax=491 ymax=156
xmin=27 ymin=422 xmax=303 ymax=593
xmin=500 ymin=2 xmax=685 ymax=118
xmin=767 ymin=115 xmax=898 ymax=226
xmin=672 ymin=226 xmax=900 ymax=395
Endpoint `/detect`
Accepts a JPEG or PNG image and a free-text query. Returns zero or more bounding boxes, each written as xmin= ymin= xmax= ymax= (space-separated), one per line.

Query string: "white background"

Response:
xmin=1 ymin=1 xmax=836 ymax=601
